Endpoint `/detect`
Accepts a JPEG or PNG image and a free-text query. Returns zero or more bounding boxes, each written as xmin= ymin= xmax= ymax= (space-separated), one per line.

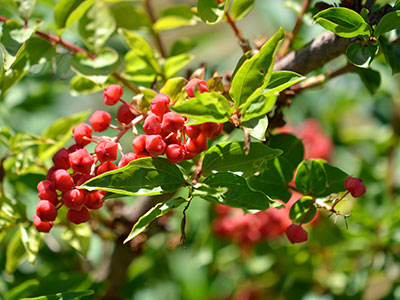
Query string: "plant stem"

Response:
xmin=144 ymin=0 xmax=167 ymax=58
xmin=225 ymin=11 xmax=251 ymax=53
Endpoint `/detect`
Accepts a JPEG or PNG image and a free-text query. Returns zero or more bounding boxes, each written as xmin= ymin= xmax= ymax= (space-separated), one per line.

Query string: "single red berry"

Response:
xmin=52 ymin=148 xmax=70 ymax=169
xmin=165 ymin=144 xmax=185 ymax=164
xmin=47 ymin=166 xmax=57 ymax=181
xmin=161 ymin=112 xmax=185 ymax=134
xmin=67 ymin=144 xmax=81 ymax=153
xmin=117 ymin=104 xmax=136 ymax=124
xmin=37 ymin=180 xmax=58 ymax=203
xmin=132 ymin=135 xmax=147 ymax=154
xmin=150 ymin=93 xmax=170 ymax=116
xmin=143 ymin=113 xmax=162 ymax=135
xmin=163 ymin=132 xmax=181 ymax=145
xmin=186 ymin=133 xmax=207 ymax=153
xmin=184 ymin=78 xmax=209 ymax=98
xmin=146 ymin=135 xmax=166 ymax=156
xmin=118 ymin=152 xmax=138 ymax=168
xmin=89 ymin=110 xmax=111 ymax=132
xmin=36 ymin=200 xmax=57 ymax=222
xmin=95 ymin=139 xmax=118 ymax=163
xmin=33 ymin=214 xmax=53 ymax=233
xmin=52 ymin=169 xmax=74 ymax=192
xmin=62 ymin=189 xmax=86 ymax=211
xmin=104 ymin=84 xmax=123 ymax=106
xmin=85 ymin=191 xmax=104 ymax=209
xmin=69 ymin=148 xmax=94 ymax=174
xmin=285 ymin=224 xmax=308 ymax=244
xmin=345 ymin=177 xmax=366 ymax=198
xmin=73 ymin=123 xmax=92 ymax=147
xmin=202 ymin=122 xmax=223 ymax=139
xmin=184 ymin=125 xmax=202 ymax=139
xmin=76 ymin=174 xmax=94 ymax=186
xmin=67 ymin=207 xmax=91 ymax=224
xmin=95 ymin=161 xmax=118 ymax=176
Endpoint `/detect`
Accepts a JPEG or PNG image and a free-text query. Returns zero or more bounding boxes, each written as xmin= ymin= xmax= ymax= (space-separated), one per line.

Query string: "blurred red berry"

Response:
xmin=37 ymin=180 xmax=58 ymax=203
xmin=89 ymin=110 xmax=111 ymax=132
xmin=150 ymin=93 xmax=170 ymax=116
xmin=95 ymin=161 xmax=118 ymax=175
xmin=51 ymin=169 xmax=74 ymax=192
xmin=118 ymin=152 xmax=138 ymax=168
xmin=143 ymin=113 xmax=162 ymax=135
xmin=69 ymin=148 xmax=94 ymax=174
xmin=33 ymin=214 xmax=53 ymax=233
xmin=52 ymin=148 xmax=70 ymax=170
xmin=67 ymin=207 xmax=91 ymax=224
xmin=62 ymin=189 xmax=86 ymax=211
xmin=184 ymin=78 xmax=209 ymax=98
xmin=72 ymin=123 xmax=92 ymax=147
xmin=95 ymin=139 xmax=118 ymax=163
xmin=161 ymin=112 xmax=185 ymax=134
xmin=36 ymin=200 xmax=57 ymax=222
xmin=104 ymin=84 xmax=123 ymax=106
xmin=165 ymin=144 xmax=185 ymax=164
xmin=345 ymin=177 xmax=366 ymax=198
xmin=146 ymin=135 xmax=166 ymax=156
xmin=285 ymin=224 xmax=308 ymax=244
xmin=117 ymin=104 xmax=136 ymax=124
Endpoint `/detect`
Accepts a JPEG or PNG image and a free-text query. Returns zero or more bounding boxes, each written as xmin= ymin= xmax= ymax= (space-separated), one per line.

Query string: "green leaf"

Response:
xmin=268 ymin=133 xmax=304 ymax=170
xmin=374 ymin=11 xmax=400 ymax=38
xmin=202 ymin=142 xmax=282 ymax=177
xmin=346 ymin=43 xmax=378 ymax=68
xmin=5 ymin=279 xmax=40 ymax=300
xmin=61 ymin=223 xmax=91 ymax=255
xmin=231 ymin=0 xmax=255 ymax=20
xmin=20 ymin=290 xmax=95 ymax=300
xmin=80 ymin=157 xmax=187 ymax=196
xmin=247 ymin=157 xmax=294 ymax=203
xmin=355 ymin=67 xmax=381 ymax=94
xmin=25 ymin=37 xmax=56 ymax=66
xmin=170 ymin=92 xmax=231 ymax=125
xmin=197 ymin=0 xmax=229 ymax=24
xmin=19 ymin=225 xmax=40 ymax=264
xmin=71 ymin=48 xmax=120 ymax=85
xmin=9 ymin=132 xmax=49 ymax=153
xmin=379 ymin=36 xmax=400 ymax=74
xmin=154 ymin=16 xmax=196 ymax=31
xmin=78 ymin=0 xmax=116 ymax=53
xmin=163 ymin=54 xmax=194 ymax=78
xmin=124 ymin=197 xmax=186 ymax=244
xmin=160 ymin=77 xmax=187 ymax=102
xmin=263 ymin=71 xmax=306 ymax=97
xmin=110 ymin=3 xmax=150 ymax=30
xmin=243 ymin=115 xmax=268 ymax=141
xmin=123 ymin=50 xmax=157 ymax=83
xmin=6 ymin=229 xmax=26 ymax=274
xmin=38 ymin=111 xmax=90 ymax=161
xmin=295 ymin=159 xmax=327 ymax=196
xmin=241 ymin=94 xmax=277 ymax=122
xmin=170 ymin=39 xmax=198 ymax=56
xmin=318 ymin=162 xmax=348 ymax=197
xmin=395 ymin=0 xmax=400 ymax=9
xmin=313 ymin=7 xmax=370 ymax=38
xmin=201 ymin=172 xmax=271 ymax=210
xmin=13 ymin=0 xmax=37 ymax=20
xmin=54 ymin=0 xmax=95 ymax=30
xmin=70 ymin=75 xmax=102 ymax=96
xmin=289 ymin=196 xmax=316 ymax=224
xmin=230 ymin=28 xmax=284 ymax=108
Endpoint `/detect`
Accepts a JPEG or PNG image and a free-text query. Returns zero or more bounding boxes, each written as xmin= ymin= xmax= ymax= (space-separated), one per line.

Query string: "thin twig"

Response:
xmin=144 ymin=0 xmax=167 ymax=58
xmin=225 ymin=11 xmax=251 ymax=53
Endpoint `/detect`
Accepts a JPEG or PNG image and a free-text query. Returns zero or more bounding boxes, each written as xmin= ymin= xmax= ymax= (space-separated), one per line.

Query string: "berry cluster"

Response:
xmin=34 ymin=79 xmax=223 ymax=232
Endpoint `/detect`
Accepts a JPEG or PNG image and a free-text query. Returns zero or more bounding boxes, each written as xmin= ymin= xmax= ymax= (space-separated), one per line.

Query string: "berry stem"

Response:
xmin=299 ymin=199 xmax=316 ymax=226
xmin=330 ymin=191 xmax=350 ymax=211
xmin=109 ymin=124 xmax=123 ymax=131
xmin=119 ymin=99 xmax=144 ymax=116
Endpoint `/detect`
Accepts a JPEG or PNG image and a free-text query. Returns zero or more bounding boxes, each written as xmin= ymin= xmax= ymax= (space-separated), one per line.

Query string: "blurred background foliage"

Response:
xmin=1 ymin=0 xmax=400 ymax=299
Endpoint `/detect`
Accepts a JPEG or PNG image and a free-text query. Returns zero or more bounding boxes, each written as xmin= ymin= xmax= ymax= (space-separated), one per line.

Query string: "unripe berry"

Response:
xmin=37 ymin=180 xmax=58 ymax=203
xmin=95 ymin=139 xmax=118 ymax=163
xmin=52 ymin=148 xmax=70 ymax=170
xmin=52 ymin=169 xmax=74 ymax=192
xmin=184 ymin=78 xmax=209 ymax=98
xmin=104 ymin=84 xmax=123 ymax=106
xmin=72 ymin=123 xmax=92 ymax=147
xmin=285 ymin=224 xmax=308 ymax=244
xmin=165 ymin=144 xmax=185 ymax=164
xmin=132 ymin=135 xmax=147 ymax=154
xmin=184 ymin=125 xmax=202 ymax=139
xmin=161 ymin=112 xmax=185 ymax=134
xmin=95 ymin=161 xmax=118 ymax=175
xmin=345 ymin=177 xmax=366 ymax=198
xmin=202 ymin=122 xmax=223 ymax=139
xmin=118 ymin=152 xmax=138 ymax=168
xmin=89 ymin=110 xmax=111 ymax=132
xmin=85 ymin=191 xmax=104 ymax=209
xmin=33 ymin=214 xmax=53 ymax=233
xmin=36 ymin=200 xmax=57 ymax=222
xmin=146 ymin=135 xmax=166 ymax=156
xmin=117 ymin=104 xmax=136 ymax=124
xmin=150 ymin=93 xmax=170 ymax=116
xmin=143 ymin=113 xmax=162 ymax=135
xmin=62 ymin=189 xmax=86 ymax=211
xmin=69 ymin=148 xmax=94 ymax=174
xmin=67 ymin=207 xmax=91 ymax=224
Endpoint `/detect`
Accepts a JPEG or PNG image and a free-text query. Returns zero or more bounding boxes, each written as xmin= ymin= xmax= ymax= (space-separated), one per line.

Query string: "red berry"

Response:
xmin=345 ymin=177 xmax=366 ymax=198
xmin=150 ymin=93 xmax=170 ymax=116
xmin=132 ymin=135 xmax=147 ymax=154
xmin=184 ymin=125 xmax=202 ymax=139
xmin=47 ymin=166 xmax=57 ymax=181
xmin=285 ymin=224 xmax=308 ymax=244
xmin=67 ymin=144 xmax=80 ymax=153
xmin=69 ymin=148 xmax=94 ymax=174
xmin=37 ymin=180 xmax=58 ymax=203
xmin=73 ymin=123 xmax=92 ymax=147
xmin=143 ymin=113 xmax=162 ymax=135
xmin=95 ymin=161 xmax=118 ymax=175
xmin=85 ymin=191 xmax=104 ymax=209
xmin=118 ymin=152 xmax=137 ymax=168
xmin=161 ymin=112 xmax=185 ymax=134
xmin=52 ymin=169 xmax=74 ymax=192
xmin=67 ymin=207 xmax=91 ymax=224
xmin=202 ymin=122 xmax=223 ymax=139
xmin=146 ymin=135 xmax=166 ymax=156
xmin=95 ymin=139 xmax=118 ymax=163
xmin=36 ymin=200 xmax=57 ymax=222
xmin=52 ymin=148 xmax=70 ymax=169
xmin=33 ymin=214 xmax=53 ymax=233
xmin=104 ymin=84 xmax=123 ymax=106
xmin=163 ymin=132 xmax=181 ymax=145
xmin=62 ymin=189 xmax=86 ymax=211
xmin=117 ymin=104 xmax=136 ymax=124
xmin=89 ymin=110 xmax=111 ymax=132
xmin=184 ymin=78 xmax=209 ymax=98
xmin=76 ymin=174 xmax=94 ymax=186
xmin=165 ymin=144 xmax=185 ymax=164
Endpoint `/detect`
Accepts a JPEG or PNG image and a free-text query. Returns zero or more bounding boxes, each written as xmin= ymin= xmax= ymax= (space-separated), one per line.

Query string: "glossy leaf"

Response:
xmin=124 ymin=197 xmax=186 ymax=244
xmin=374 ymin=11 xmax=400 ymax=38
xmin=110 ymin=3 xmax=150 ymax=30
xmin=318 ymin=162 xmax=349 ymax=197
xmin=70 ymin=75 xmax=102 ymax=96
xmin=20 ymin=290 xmax=94 ymax=300
xmin=154 ymin=16 xmax=195 ymax=31
xmin=123 ymin=50 xmax=157 ymax=83
xmin=346 ymin=43 xmax=378 ymax=68
xmin=379 ymin=36 xmax=400 ymax=74
xmin=61 ymin=223 xmax=91 ymax=255
xmin=263 ymin=71 xmax=306 ymax=97
xmin=289 ymin=196 xmax=316 ymax=224
xmin=231 ymin=0 xmax=255 ymax=20
xmin=268 ymin=133 xmax=304 ymax=170
xmin=355 ymin=67 xmax=381 ymax=94
xmin=163 ymin=54 xmax=194 ymax=78
xmin=160 ymin=77 xmax=187 ymax=102
xmin=197 ymin=0 xmax=229 ymax=24
xmin=241 ymin=94 xmax=277 ymax=122
xmin=295 ymin=160 xmax=327 ymax=196
xmin=202 ymin=142 xmax=282 ymax=177
xmin=243 ymin=115 xmax=268 ymax=141
xmin=54 ymin=0 xmax=95 ymax=30
xmin=313 ymin=7 xmax=370 ymax=38
xmin=80 ymin=157 xmax=187 ymax=196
